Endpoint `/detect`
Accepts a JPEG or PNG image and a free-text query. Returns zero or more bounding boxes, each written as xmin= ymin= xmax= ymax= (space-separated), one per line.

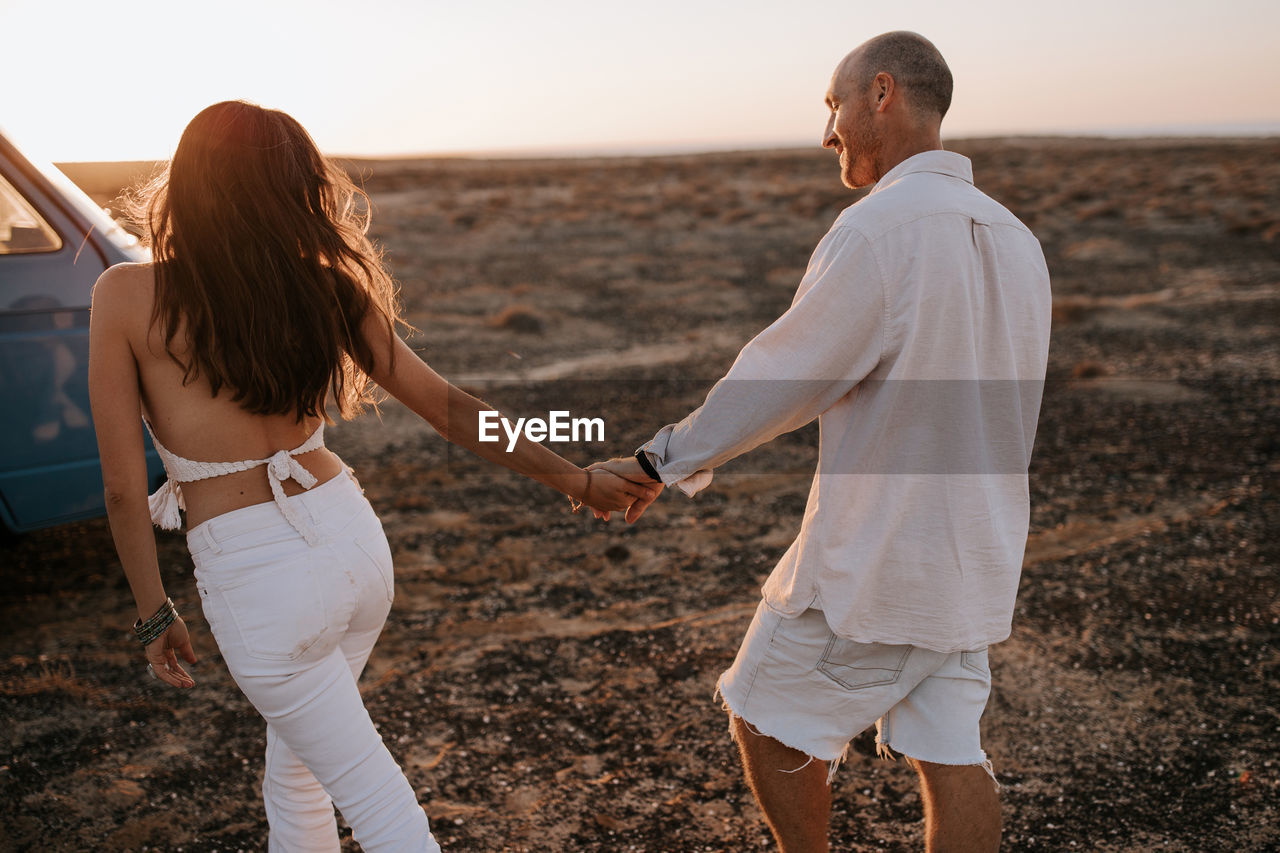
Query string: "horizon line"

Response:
xmin=51 ymin=123 xmax=1280 ymax=166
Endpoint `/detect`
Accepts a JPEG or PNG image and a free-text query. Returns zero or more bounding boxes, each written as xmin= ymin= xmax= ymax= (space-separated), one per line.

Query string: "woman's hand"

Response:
xmin=144 ymin=617 xmax=198 ymax=689
xmin=578 ymin=467 xmax=662 ymax=522
xmin=587 ymin=459 xmax=665 ymax=523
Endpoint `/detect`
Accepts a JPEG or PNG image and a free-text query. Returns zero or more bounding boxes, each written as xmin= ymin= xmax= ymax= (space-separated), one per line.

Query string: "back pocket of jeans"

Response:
xmin=355 ymin=531 xmax=395 ymax=604
xmin=216 ymin=559 xmax=329 ymax=662
xmin=817 ymin=638 xmax=912 ymax=690
xmin=960 ymin=649 xmax=990 ymax=678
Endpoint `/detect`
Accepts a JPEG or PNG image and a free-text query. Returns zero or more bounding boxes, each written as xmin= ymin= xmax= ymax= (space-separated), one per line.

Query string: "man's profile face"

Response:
xmin=822 ymin=53 xmax=882 ymax=189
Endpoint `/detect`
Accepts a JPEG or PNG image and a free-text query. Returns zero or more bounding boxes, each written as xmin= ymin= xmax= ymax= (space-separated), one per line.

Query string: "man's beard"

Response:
xmin=841 ymin=119 xmax=882 ymax=189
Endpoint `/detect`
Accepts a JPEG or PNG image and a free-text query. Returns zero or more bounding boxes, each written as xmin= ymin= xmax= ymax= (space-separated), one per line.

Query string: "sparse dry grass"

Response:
xmin=8 ymin=138 xmax=1277 ymax=851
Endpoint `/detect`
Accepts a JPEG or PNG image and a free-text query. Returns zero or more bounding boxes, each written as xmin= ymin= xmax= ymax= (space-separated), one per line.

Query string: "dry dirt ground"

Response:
xmin=3 ymin=138 xmax=1277 ymax=851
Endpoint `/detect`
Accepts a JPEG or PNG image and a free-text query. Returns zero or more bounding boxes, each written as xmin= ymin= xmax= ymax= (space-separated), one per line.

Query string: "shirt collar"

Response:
xmin=868 ymin=149 xmax=973 ymax=195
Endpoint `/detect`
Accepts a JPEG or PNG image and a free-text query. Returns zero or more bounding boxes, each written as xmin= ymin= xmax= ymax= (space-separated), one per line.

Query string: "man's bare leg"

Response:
xmin=730 ymin=714 xmax=831 ymax=853
xmin=914 ymin=760 xmax=1001 ymax=853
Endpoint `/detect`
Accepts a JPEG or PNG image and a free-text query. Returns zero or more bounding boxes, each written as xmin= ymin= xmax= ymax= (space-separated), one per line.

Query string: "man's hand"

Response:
xmin=582 ymin=467 xmax=659 ymax=520
xmin=589 ymin=456 xmax=664 ymax=523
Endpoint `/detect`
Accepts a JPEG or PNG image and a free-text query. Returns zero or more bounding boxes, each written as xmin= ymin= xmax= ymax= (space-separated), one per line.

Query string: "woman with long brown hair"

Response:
xmin=88 ymin=100 xmax=654 ymax=851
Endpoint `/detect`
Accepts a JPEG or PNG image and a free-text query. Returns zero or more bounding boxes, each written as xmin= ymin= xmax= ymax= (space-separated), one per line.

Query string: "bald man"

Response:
xmin=600 ymin=31 xmax=1051 ymax=851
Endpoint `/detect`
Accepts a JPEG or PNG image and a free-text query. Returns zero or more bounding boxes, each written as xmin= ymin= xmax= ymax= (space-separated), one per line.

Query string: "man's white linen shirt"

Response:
xmin=641 ymin=150 xmax=1052 ymax=653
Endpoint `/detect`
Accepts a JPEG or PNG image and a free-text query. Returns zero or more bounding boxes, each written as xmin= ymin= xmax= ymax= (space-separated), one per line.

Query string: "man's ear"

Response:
xmin=874 ymin=71 xmax=896 ymax=113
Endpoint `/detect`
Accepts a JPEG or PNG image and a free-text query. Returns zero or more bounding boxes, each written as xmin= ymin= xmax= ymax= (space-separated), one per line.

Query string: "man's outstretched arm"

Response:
xmin=636 ymin=224 xmax=886 ymax=492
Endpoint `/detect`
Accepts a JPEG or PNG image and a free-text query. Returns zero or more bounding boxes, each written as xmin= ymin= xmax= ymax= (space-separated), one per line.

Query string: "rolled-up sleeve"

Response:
xmin=642 ymin=224 xmax=884 ymax=492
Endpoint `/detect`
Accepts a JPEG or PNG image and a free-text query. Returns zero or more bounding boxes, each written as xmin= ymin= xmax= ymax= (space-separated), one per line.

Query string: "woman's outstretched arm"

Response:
xmin=89 ymin=266 xmax=197 ymax=688
xmin=362 ymin=317 xmax=656 ymax=515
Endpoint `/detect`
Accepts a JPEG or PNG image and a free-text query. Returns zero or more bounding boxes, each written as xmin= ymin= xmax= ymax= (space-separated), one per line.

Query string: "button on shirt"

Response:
xmin=641 ymin=150 xmax=1052 ymax=652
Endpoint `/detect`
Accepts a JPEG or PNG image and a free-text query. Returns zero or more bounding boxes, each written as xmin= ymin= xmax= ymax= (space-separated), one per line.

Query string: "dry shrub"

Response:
xmin=449 ymin=211 xmax=478 ymax=229
xmin=1070 ymin=360 xmax=1110 ymax=379
xmin=488 ymin=304 xmax=546 ymax=334
xmin=0 ymin=660 xmax=108 ymax=704
xmin=617 ymin=201 xmax=656 ymax=223
xmin=1052 ymin=298 xmax=1095 ymax=325
xmin=1063 ymin=236 xmax=1147 ymax=265
xmin=1075 ymin=200 xmax=1121 ymax=222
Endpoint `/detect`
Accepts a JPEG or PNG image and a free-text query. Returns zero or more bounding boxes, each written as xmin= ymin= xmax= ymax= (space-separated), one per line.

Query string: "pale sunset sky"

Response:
xmin=3 ymin=0 xmax=1277 ymax=162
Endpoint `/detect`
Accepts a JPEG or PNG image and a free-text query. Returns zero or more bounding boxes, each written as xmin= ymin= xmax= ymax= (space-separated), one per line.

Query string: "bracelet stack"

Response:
xmin=134 ymin=597 xmax=178 ymax=646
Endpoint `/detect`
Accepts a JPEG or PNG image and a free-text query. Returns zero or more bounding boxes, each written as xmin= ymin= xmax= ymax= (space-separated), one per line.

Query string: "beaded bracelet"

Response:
xmin=134 ymin=597 xmax=178 ymax=646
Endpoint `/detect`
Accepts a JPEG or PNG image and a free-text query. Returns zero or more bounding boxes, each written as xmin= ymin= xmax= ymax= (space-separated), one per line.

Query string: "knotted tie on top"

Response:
xmin=143 ymin=419 xmax=327 ymax=545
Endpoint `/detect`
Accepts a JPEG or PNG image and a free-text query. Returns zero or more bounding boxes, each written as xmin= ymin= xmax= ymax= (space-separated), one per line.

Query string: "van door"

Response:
xmin=0 ymin=156 xmax=108 ymax=530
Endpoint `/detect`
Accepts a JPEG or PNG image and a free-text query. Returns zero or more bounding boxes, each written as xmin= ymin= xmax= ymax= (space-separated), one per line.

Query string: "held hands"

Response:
xmin=145 ymin=617 xmax=198 ymax=689
xmin=569 ymin=466 xmax=660 ymax=524
xmin=583 ymin=456 xmax=665 ymax=523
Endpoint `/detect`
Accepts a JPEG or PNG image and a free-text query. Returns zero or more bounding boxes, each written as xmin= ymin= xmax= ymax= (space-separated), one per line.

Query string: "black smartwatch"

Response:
xmin=633 ymin=448 xmax=662 ymax=483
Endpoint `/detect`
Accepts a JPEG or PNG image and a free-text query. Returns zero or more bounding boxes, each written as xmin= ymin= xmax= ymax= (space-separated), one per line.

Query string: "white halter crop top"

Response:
xmin=144 ymin=419 xmax=327 ymax=544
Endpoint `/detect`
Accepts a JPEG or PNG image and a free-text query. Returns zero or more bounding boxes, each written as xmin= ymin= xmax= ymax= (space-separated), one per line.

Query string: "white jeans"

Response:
xmin=190 ymin=471 xmax=439 ymax=852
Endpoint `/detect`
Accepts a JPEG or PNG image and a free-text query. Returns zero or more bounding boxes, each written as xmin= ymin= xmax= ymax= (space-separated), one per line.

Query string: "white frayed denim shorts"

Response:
xmin=717 ymin=601 xmax=994 ymax=782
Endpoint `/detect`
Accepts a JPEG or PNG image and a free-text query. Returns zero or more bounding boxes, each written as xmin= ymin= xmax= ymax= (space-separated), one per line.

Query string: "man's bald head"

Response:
xmin=840 ymin=31 xmax=953 ymax=122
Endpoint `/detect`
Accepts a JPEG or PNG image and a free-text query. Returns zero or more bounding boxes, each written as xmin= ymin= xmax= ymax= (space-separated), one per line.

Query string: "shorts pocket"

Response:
xmin=960 ymin=649 xmax=990 ymax=678
xmin=211 ymin=559 xmax=329 ymax=662
xmin=355 ymin=531 xmax=395 ymax=604
xmin=817 ymin=638 xmax=913 ymax=690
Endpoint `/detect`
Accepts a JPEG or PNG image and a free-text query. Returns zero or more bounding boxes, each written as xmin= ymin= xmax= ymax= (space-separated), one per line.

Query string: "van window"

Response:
xmin=0 ymin=173 xmax=61 ymax=254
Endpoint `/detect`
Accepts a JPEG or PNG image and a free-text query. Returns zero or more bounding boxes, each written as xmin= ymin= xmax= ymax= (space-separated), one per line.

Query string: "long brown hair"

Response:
xmin=134 ymin=100 xmax=399 ymax=422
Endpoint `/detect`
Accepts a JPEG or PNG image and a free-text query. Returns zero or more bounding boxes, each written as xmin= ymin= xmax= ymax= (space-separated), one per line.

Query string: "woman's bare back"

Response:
xmin=110 ymin=262 xmax=344 ymax=527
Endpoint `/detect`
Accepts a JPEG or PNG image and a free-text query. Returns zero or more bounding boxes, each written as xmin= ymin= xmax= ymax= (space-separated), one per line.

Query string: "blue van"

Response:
xmin=0 ymin=129 xmax=164 ymax=532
